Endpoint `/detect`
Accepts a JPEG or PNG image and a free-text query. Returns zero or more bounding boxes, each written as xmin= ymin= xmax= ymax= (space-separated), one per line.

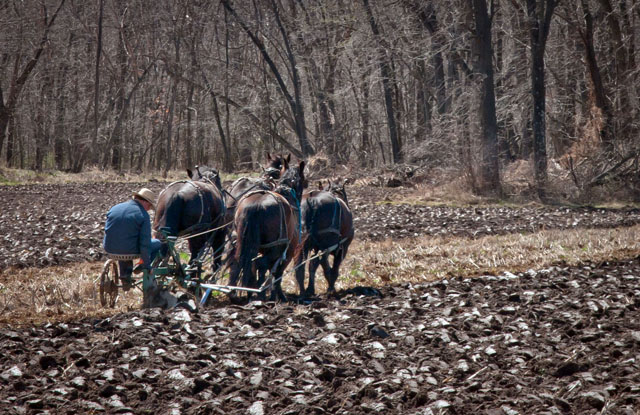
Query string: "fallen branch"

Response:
xmin=588 ymin=150 xmax=639 ymax=187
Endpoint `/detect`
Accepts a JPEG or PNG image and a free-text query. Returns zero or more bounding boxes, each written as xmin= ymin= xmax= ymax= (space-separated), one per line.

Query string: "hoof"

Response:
xmin=228 ymin=293 xmax=248 ymax=305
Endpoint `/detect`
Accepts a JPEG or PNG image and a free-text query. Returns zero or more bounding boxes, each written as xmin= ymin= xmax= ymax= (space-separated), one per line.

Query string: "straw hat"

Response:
xmin=132 ymin=188 xmax=156 ymax=209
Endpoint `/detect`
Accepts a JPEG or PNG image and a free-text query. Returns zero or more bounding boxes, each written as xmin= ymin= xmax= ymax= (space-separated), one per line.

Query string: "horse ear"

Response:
xmin=280 ymin=157 xmax=289 ymax=176
xmin=266 ymin=152 xmax=272 ymax=161
xmin=187 ymin=169 xmax=194 ymax=179
xmin=317 ymin=181 xmax=323 ymax=190
xmin=285 ymin=153 xmax=291 ymax=163
xmin=299 ymin=160 xmax=305 ymax=174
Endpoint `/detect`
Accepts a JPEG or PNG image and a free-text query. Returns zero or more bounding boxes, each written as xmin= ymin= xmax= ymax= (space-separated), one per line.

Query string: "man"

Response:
xmin=103 ymin=188 xmax=166 ymax=290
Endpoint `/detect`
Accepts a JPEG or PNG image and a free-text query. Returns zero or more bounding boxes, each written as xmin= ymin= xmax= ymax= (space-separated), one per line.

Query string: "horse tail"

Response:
xmin=303 ymin=196 xmax=318 ymax=246
xmin=235 ymin=207 xmax=261 ymax=289
xmin=338 ymin=198 xmax=354 ymax=260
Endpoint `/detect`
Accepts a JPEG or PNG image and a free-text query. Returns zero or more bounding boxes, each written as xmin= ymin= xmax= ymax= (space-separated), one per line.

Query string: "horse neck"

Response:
xmin=275 ymin=186 xmax=300 ymax=210
xmin=199 ymin=176 xmax=222 ymax=192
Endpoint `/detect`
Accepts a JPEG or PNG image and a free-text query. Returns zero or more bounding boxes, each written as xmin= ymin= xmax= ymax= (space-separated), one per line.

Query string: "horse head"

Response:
xmin=324 ymin=178 xmax=350 ymax=207
xmin=263 ymin=152 xmax=291 ymax=180
xmin=276 ymin=160 xmax=307 ymax=204
xmin=187 ymin=165 xmax=222 ymax=191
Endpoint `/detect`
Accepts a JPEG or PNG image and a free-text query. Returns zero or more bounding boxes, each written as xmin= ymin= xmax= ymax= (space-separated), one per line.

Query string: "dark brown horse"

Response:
xmin=153 ymin=166 xmax=227 ymax=270
xmin=294 ymin=179 xmax=354 ymax=297
xmin=222 ymin=153 xmax=290 ymax=226
xmin=229 ymin=160 xmax=306 ymax=301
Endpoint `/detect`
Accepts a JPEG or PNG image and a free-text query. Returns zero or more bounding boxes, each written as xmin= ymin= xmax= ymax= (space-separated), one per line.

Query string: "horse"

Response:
xmin=294 ymin=179 xmax=354 ymax=298
xmin=229 ymin=160 xmax=306 ymax=302
xmin=153 ymin=166 xmax=228 ymax=272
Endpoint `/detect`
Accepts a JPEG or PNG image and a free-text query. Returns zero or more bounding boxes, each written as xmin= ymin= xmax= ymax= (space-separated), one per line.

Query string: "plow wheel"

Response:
xmin=99 ymin=260 xmax=120 ymax=308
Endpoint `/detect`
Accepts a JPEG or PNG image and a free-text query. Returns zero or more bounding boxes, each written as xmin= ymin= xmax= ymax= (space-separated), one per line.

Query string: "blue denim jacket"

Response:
xmin=103 ymin=199 xmax=152 ymax=267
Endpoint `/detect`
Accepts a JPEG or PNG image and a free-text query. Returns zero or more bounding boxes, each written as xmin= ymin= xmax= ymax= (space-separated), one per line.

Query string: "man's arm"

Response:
xmin=138 ymin=215 xmax=152 ymax=269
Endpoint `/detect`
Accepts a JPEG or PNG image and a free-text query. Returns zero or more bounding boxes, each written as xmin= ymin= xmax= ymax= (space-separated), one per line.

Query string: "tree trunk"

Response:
xmin=0 ymin=86 xmax=8 ymax=162
xmin=5 ymin=108 xmax=15 ymax=166
xmin=579 ymin=0 xmax=615 ymax=153
xmin=362 ymin=0 xmax=402 ymax=163
xmin=34 ymin=54 xmax=55 ymax=171
xmin=53 ymin=32 xmax=72 ymax=170
xmin=92 ymin=0 xmax=103 ymax=166
xmin=211 ymin=93 xmax=233 ymax=172
xmin=270 ymin=0 xmax=314 ymax=157
xmin=410 ymin=1 xmax=447 ymax=114
xmin=527 ymin=0 xmax=558 ymax=201
xmin=471 ymin=0 xmax=501 ymax=196
xmin=164 ymin=27 xmax=181 ymax=177
xmin=107 ymin=10 xmax=128 ymax=171
xmin=415 ymin=60 xmax=432 ymax=142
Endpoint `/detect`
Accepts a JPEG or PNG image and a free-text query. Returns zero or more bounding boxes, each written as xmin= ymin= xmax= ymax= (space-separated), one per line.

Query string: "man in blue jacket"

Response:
xmin=103 ymin=188 xmax=166 ymax=290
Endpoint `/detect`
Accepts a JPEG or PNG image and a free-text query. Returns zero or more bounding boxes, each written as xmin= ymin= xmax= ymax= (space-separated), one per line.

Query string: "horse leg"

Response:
xmin=306 ymin=253 xmax=322 ymax=298
xmin=188 ymin=236 xmax=205 ymax=264
xmin=294 ymin=245 xmax=308 ymax=297
xmin=211 ymin=230 xmax=226 ymax=272
xmin=326 ymin=250 xmax=345 ymax=295
xmin=254 ymin=256 xmax=270 ymax=302
xmin=240 ymin=255 xmax=259 ymax=303
xmin=270 ymin=265 xmax=288 ymax=302
xmin=226 ymin=245 xmax=244 ymax=304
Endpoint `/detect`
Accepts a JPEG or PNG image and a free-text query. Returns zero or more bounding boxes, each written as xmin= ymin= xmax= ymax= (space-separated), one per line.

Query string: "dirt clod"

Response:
xmin=1 ymin=181 xmax=640 ymax=413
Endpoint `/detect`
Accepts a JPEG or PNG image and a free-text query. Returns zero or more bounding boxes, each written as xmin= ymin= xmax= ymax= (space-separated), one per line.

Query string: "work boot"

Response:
xmin=120 ymin=274 xmax=133 ymax=292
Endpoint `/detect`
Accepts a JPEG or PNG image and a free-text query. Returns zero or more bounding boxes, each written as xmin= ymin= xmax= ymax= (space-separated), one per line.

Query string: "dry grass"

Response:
xmin=289 ymin=224 xmax=640 ymax=295
xmin=396 ymin=180 xmax=488 ymax=206
xmin=0 ymin=167 xmax=235 ymax=185
xmin=0 ymin=262 xmax=143 ymax=327
xmin=3 ymin=225 xmax=635 ymax=328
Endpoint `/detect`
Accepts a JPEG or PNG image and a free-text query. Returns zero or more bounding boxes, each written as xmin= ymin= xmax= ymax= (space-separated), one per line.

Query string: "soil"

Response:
xmin=1 ymin=181 xmax=640 ymax=414
xmin=1 ymin=182 xmax=638 ymax=269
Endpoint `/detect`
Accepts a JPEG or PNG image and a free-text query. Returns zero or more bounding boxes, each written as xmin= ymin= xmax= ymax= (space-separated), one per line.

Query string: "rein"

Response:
xmin=224 ymin=178 xmax=270 ymax=205
xmin=258 ymin=190 xmax=290 ymax=249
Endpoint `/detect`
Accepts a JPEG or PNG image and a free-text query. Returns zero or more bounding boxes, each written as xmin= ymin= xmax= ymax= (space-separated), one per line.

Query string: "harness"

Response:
xmin=315 ymin=196 xmax=342 ymax=237
xmin=224 ymin=178 xmax=272 ymax=205
xmin=308 ymin=193 xmax=348 ymax=259
xmin=157 ymin=179 xmax=229 ymax=266
xmin=159 ymin=180 xmax=204 ymax=229
xmin=240 ymin=189 xmax=293 ymax=250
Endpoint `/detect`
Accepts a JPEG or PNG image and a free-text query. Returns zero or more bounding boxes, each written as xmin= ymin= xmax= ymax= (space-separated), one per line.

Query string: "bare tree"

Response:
xmin=362 ymin=0 xmax=402 ymax=164
xmin=526 ymin=0 xmax=559 ymax=200
xmin=0 ymin=0 xmax=65 ymax=164
xmin=470 ymin=0 xmax=501 ymax=196
xmin=221 ymin=0 xmax=315 ymax=158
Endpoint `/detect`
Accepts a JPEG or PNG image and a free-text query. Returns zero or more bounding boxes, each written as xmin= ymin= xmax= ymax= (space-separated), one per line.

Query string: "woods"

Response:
xmin=0 ymin=0 xmax=638 ymax=197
